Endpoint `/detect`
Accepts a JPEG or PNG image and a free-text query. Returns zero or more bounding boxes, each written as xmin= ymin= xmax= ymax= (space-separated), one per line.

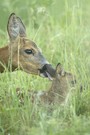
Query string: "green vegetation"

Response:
xmin=0 ymin=0 xmax=90 ymax=134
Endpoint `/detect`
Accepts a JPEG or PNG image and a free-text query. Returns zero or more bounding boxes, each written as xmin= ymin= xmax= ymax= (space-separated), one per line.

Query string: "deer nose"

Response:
xmin=39 ymin=64 xmax=55 ymax=79
xmin=41 ymin=62 xmax=49 ymax=68
xmin=43 ymin=64 xmax=56 ymax=77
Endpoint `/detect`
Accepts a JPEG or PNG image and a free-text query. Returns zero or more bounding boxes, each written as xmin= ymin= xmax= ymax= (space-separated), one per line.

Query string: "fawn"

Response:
xmin=0 ymin=13 xmax=55 ymax=79
xmin=16 ymin=63 xmax=76 ymax=105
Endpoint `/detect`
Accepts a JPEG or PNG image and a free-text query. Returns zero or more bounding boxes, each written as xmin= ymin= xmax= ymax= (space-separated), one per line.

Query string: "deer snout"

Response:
xmin=39 ymin=64 xmax=55 ymax=80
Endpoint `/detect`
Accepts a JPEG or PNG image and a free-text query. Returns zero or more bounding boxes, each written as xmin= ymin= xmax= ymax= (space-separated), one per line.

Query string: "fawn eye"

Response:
xmin=71 ymin=80 xmax=77 ymax=85
xmin=24 ymin=49 xmax=33 ymax=55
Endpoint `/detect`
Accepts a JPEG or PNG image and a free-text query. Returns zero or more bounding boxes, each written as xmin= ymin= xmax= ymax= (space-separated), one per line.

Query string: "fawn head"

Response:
xmin=53 ymin=63 xmax=76 ymax=87
xmin=7 ymin=13 xmax=55 ymax=79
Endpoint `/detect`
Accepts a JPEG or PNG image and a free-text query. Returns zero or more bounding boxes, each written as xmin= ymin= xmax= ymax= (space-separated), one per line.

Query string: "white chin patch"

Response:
xmin=40 ymin=73 xmax=46 ymax=78
xmin=40 ymin=72 xmax=53 ymax=81
xmin=46 ymin=72 xmax=53 ymax=81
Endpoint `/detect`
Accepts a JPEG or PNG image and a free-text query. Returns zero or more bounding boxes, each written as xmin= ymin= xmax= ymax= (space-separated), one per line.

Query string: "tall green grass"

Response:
xmin=0 ymin=0 xmax=90 ymax=134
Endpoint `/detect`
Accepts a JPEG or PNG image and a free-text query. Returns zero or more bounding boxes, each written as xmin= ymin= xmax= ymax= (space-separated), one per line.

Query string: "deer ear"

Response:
xmin=56 ymin=63 xmax=65 ymax=76
xmin=7 ymin=13 xmax=26 ymax=41
xmin=7 ymin=13 xmax=19 ymax=41
xmin=16 ymin=17 xmax=26 ymax=37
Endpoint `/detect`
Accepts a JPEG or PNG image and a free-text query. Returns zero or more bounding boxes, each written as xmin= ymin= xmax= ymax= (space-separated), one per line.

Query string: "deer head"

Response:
xmin=7 ymin=13 xmax=55 ymax=79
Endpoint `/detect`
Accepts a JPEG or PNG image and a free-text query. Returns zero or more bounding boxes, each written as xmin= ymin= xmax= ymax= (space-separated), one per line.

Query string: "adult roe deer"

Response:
xmin=0 ymin=13 xmax=55 ymax=79
xmin=16 ymin=63 xmax=76 ymax=105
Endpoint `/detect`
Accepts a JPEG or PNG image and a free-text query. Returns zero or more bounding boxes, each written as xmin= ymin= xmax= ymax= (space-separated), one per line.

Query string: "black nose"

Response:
xmin=42 ymin=64 xmax=56 ymax=77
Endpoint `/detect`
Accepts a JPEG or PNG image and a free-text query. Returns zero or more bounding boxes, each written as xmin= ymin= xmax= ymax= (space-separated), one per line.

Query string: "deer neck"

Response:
xmin=0 ymin=45 xmax=16 ymax=72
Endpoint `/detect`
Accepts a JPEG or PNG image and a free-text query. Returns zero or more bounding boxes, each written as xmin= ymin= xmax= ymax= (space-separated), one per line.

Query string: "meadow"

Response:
xmin=0 ymin=0 xmax=90 ymax=134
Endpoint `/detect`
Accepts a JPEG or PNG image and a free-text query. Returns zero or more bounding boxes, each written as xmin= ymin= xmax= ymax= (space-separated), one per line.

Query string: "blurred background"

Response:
xmin=0 ymin=0 xmax=90 ymax=36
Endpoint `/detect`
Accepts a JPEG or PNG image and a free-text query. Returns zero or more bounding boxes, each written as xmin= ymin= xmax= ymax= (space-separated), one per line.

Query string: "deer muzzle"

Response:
xmin=39 ymin=64 xmax=55 ymax=80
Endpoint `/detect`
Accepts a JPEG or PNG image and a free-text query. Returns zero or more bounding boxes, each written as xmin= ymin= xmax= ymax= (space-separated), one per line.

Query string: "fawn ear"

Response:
xmin=7 ymin=13 xmax=26 ymax=41
xmin=56 ymin=63 xmax=65 ymax=76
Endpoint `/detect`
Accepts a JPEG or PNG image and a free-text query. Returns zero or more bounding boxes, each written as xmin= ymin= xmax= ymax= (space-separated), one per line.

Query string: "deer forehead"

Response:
xmin=19 ymin=38 xmax=40 ymax=53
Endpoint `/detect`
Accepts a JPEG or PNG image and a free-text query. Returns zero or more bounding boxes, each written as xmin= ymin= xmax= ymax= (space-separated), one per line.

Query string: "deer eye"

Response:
xmin=24 ymin=49 xmax=33 ymax=55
